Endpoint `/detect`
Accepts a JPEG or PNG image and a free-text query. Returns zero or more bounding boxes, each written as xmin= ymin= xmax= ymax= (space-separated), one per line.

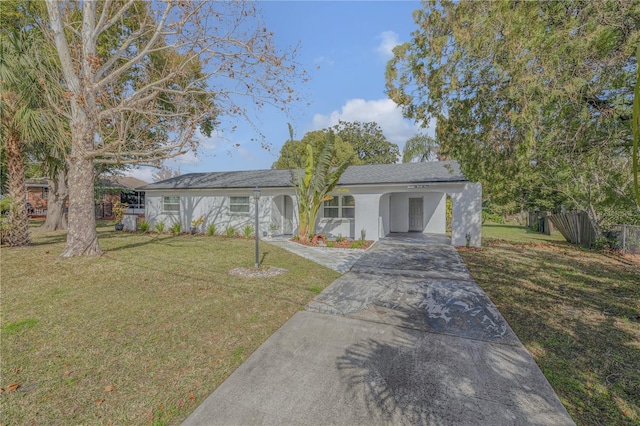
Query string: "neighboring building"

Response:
xmin=139 ymin=161 xmax=482 ymax=246
xmin=95 ymin=176 xmax=148 ymax=217
xmin=24 ymin=176 xmax=148 ymax=218
xmin=25 ymin=178 xmax=50 ymax=215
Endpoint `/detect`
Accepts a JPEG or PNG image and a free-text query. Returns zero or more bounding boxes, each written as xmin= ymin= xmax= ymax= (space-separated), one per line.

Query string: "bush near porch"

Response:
xmin=0 ymin=222 xmax=339 ymax=425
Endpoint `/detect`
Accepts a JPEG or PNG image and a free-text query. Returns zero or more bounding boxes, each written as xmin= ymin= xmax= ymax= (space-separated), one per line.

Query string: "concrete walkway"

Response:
xmin=265 ymin=236 xmax=368 ymax=273
xmin=183 ymin=234 xmax=574 ymax=425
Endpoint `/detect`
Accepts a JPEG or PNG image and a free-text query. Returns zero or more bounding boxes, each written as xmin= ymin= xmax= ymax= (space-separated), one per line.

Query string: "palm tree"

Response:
xmin=402 ymin=133 xmax=443 ymax=163
xmin=292 ymin=127 xmax=353 ymax=242
xmin=0 ymin=31 xmax=61 ymax=245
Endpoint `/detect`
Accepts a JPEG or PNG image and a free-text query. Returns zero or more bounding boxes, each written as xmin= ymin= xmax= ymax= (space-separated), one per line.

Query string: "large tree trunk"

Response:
xmin=61 ymin=116 xmax=101 ymax=257
xmin=39 ymin=168 xmax=68 ymax=231
xmin=6 ymin=130 xmax=30 ymax=247
xmin=61 ymin=153 xmax=100 ymax=257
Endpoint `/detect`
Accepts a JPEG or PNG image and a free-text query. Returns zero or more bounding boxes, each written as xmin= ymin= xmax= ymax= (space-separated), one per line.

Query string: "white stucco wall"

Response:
xmin=451 ymin=182 xmax=482 ymax=247
xmin=145 ymin=191 xmax=276 ymax=235
xmin=378 ymin=193 xmax=391 ymax=238
xmin=423 ymin=193 xmax=447 ymax=234
xmin=353 ymin=194 xmax=382 ymax=241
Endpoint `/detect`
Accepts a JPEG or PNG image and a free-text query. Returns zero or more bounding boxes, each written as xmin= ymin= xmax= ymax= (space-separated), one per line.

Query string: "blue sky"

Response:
xmin=131 ymin=1 xmax=429 ymax=182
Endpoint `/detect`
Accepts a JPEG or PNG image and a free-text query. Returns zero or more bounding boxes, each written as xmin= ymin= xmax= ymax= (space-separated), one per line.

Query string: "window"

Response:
xmin=230 ymin=196 xmax=250 ymax=213
xmin=323 ymin=195 xmax=355 ymax=219
xmin=163 ymin=196 xmax=180 ymax=212
xmin=121 ymin=191 xmax=145 ymax=208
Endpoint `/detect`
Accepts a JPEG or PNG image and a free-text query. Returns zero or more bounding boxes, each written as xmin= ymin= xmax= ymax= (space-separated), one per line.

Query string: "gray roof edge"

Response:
xmin=338 ymin=178 xmax=469 ymax=187
xmin=140 ymin=161 xmax=467 ymax=191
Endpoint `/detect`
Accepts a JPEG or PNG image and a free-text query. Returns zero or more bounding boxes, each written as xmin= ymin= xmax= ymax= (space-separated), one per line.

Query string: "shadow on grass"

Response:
xmin=459 ymin=242 xmax=640 ymax=424
xmin=29 ymin=231 xmax=68 ymax=246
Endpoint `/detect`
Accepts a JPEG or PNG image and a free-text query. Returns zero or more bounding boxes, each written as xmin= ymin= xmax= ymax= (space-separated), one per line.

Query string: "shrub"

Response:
xmin=170 ymin=222 xmax=181 ymax=235
xmin=207 ymin=223 xmax=216 ymax=236
xmin=154 ymin=221 xmax=165 ymax=233
xmin=350 ymin=240 xmax=366 ymax=249
xmin=225 ymin=226 xmax=236 ymax=237
xmin=139 ymin=220 xmax=150 ymax=233
xmin=112 ymin=200 xmax=129 ymax=224
xmin=0 ymin=197 xmax=14 ymax=215
xmin=243 ymin=225 xmax=254 ymax=239
xmin=336 ymin=234 xmax=345 ymax=243
xmin=326 ymin=241 xmax=334 ymax=248
xmin=482 ymin=211 xmax=505 ymax=224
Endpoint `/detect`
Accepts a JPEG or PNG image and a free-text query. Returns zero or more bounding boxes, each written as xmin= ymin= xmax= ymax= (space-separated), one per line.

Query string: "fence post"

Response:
xmin=622 ymin=225 xmax=626 ymax=256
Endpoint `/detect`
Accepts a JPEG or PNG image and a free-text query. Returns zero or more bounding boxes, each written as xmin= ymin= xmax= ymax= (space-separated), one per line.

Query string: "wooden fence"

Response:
xmin=528 ymin=211 xmax=554 ymax=235
xmin=548 ymin=211 xmax=598 ymax=248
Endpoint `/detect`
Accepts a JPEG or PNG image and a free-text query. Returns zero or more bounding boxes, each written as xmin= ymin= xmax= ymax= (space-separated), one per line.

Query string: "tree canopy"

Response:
xmin=332 ymin=121 xmax=399 ymax=165
xmin=386 ymin=0 xmax=640 ymax=225
xmin=272 ymin=130 xmax=360 ymax=169
xmin=272 ymin=121 xmax=400 ymax=169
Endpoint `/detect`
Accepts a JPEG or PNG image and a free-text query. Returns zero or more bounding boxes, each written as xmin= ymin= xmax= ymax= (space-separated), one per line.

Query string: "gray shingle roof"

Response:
xmin=139 ymin=161 xmax=466 ymax=191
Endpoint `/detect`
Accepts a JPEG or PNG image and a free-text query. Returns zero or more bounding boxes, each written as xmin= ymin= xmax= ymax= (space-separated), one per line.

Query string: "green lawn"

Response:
xmin=460 ymin=224 xmax=640 ymax=425
xmin=1 ymin=224 xmax=339 ymax=425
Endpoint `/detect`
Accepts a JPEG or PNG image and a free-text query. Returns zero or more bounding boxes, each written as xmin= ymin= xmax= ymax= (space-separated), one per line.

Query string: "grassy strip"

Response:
xmin=1 ymin=224 xmax=339 ymax=425
xmin=460 ymin=225 xmax=640 ymax=425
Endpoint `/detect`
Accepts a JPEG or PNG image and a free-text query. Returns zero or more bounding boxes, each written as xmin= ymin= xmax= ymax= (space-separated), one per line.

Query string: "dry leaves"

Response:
xmin=5 ymin=383 xmax=19 ymax=392
xmin=104 ymin=385 xmax=115 ymax=392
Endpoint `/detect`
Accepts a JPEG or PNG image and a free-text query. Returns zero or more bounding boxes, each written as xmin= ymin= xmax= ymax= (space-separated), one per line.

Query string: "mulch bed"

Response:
xmin=291 ymin=239 xmax=374 ymax=250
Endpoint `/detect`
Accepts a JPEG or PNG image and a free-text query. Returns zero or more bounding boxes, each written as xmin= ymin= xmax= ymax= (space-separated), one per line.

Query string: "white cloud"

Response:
xmin=313 ymin=55 xmax=335 ymax=66
xmin=376 ymin=30 xmax=400 ymax=59
xmin=311 ymin=98 xmax=430 ymax=145
xmin=125 ymin=166 xmax=155 ymax=183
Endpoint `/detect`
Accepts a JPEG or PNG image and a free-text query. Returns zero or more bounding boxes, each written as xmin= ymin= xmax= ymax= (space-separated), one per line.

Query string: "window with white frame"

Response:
xmin=323 ymin=195 xmax=355 ymax=219
xmin=229 ymin=196 xmax=250 ymax=213
xmin=163 ymin=196 xmax=180 ymax=213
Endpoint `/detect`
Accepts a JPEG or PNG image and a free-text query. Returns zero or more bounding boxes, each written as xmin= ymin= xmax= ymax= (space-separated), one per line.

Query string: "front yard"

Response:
xmin=3 ymin=222 xmax=638 ymax=425
xmin=1 ymin=224 xmax=339 ymax=425
xmin=460 ymin=224 xmax=640 ymax=425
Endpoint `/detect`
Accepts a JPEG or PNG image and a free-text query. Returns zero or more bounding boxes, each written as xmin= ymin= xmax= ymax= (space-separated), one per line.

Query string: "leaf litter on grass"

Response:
xmin=459 ymin=235 xmax=640 ymax=425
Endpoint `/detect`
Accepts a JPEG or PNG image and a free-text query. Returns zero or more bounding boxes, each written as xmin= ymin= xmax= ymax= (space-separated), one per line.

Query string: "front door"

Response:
xmin=283 ymin=195 xmax=293 ymax=234
xmin=408 ymin=198 xmax=423 ymax=232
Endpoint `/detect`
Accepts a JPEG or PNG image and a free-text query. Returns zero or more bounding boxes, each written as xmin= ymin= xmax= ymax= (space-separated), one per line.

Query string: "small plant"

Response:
xmin=190 ymin=215 xmax=204 ymax=234
xmin=465 ymin=233 xmax=471 ymax=248
xmin=326 ymin=241 xmax=334 ymax=248
xmin=350 ymin=240 xmax=366 ymax=249
xmin=360 ymin=228 xmax=366 ymax=241
xmin=336 ymin=234 xmax=345 ymax=243
xmin=243 ymin=225 xmax=254 ymax=239
xmin=207 ymin=223 xmax=217 ymax=236
xmin=170 ymin=222 xmax=182 ymax=235
xmin=225 ymin=226 xmax=236 ymax=237
xmin=112 ymin=201 xmax=129 ymax=225
xmin=154 ymin=221 xmax=165 ymax=233
xmin=139 ymin=220 xmax=150 ymax=233
xmin=112 ymin=201 xmax=129 ymax=230
xmin=270 ymin=223 xmax=278 ymax=231
xmin=292 ymin=235 xmax=300 ymax=241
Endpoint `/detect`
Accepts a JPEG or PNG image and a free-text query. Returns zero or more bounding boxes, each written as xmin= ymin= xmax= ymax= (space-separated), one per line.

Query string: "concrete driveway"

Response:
xmin=183 ymin=234 xmax=574 ymax=425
